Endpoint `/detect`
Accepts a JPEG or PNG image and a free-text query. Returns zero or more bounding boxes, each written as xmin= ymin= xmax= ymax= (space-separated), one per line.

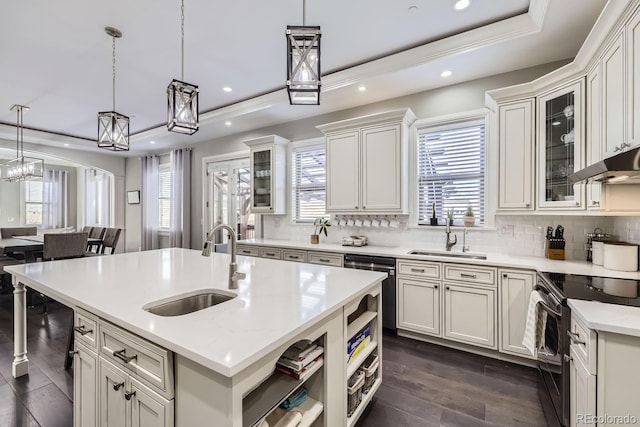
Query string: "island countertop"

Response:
xmin=6 ymin=248 xmax=386 ymax=377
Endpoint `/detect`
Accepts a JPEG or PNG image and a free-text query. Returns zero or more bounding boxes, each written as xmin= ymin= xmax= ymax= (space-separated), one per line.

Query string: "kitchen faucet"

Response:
xmin=445 ymin=221 xmax=457 ymax=251
xmin=201 ymin=224 xmax=246 ymax=289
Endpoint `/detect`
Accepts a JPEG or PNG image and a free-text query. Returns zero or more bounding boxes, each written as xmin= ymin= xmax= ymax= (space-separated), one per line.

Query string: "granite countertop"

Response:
xmin=239 ymin=238 xmax=640 ymax=280
xmin=5 ymin=248 xmax=386 ymax=377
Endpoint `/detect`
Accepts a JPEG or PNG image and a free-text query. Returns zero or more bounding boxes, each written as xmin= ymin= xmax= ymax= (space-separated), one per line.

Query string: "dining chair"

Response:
xmin=43 ymin=232 xmax=89 ymax=260
xmin=100 ymin=228 xmax=122 ymax=254
xmin=87 ymin=227 xmax=106 ymax=253
xmin=0 ymin=226 xmax=37 ymax=238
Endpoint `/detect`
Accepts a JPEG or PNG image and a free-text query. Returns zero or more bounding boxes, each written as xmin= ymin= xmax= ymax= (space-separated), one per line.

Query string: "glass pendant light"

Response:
xmin=286 ymin=0 xmax=321 ymax=105
xmin=0 ymin=105 xmax=44 ymax=182
xmin=167 ymin=0 xmax=199 ymax=134
xmin=97 ymin=26 xmax=130 ymax=151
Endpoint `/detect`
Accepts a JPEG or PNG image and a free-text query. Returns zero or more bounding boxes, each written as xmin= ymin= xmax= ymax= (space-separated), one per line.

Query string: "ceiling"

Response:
xmin=0 ymin=0 xmax=607 ymax=156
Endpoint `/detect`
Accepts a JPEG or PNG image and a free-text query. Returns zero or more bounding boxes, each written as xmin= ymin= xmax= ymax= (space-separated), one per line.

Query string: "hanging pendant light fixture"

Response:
xmin=97 ymin=26 xmax=130 ymax=151
xmin=286 ymin=0 xmax=321 ymax=105
xmin=167 ymin=0 xmax=199 ymax=134
xmin=0 ymin=105 xmax=44 ymax=182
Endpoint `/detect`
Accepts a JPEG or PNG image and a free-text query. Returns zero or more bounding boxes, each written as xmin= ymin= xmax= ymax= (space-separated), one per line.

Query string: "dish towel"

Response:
xmin=522 ymin=290 xmax=548 ymax=357
xmin=281 ymin=387 xmax=307 ymax=410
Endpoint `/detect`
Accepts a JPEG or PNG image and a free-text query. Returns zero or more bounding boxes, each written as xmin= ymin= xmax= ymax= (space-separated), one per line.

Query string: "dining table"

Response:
xmin=0 ymin=235 xmax=103 ymax=262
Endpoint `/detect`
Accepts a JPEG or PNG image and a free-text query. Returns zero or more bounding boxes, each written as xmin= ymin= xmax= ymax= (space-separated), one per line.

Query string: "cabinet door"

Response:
xmin=499 ymin=270 xmax=535 ymax=358
xmin=397 ymin=278 xmax=440 ymax=336
xmin=537 ymin=81 xmax=584 ymax=210
xmin=569 ymin=346 xmax=596 ymax=427
xmin=99 ymin=358 xmax=128 ymax=427
xmin=361 ymin=124 xmax=402 ymax=212
xmin=74 ymin=345 xmax=98 ymax=427
xmin=326 ymin=131 xmax=360 ymax=212
xmin=250 ymin=147 xmax=275 ymax=212
xmin=586 ymin=65 xmax=603 ymax=210
xmin=628 ymin=9 xmax=640 ymax=149
xmin=602 ymin=31 xmax=626 ymax=159
xmin=130 ymin=378 xmax=174 ymax=427
xmin=498 ymin=100 xmax=534 ymax=210
xmin=444 ymin=283 xmax=496 ymax=348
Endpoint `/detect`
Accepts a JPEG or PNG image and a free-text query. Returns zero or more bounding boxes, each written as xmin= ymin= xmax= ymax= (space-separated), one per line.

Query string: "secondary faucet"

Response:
xmin=202 ymin=224 xmax=246 ymax=289
xmin=462 ymin=228 xmax=470 ymax=253
xmin=445 ymin=221 xmax=457 ymax=251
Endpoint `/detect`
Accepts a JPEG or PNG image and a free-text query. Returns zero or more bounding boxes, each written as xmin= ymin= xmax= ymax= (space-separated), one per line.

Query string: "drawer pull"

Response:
xmin=319 ymin=258 xmax=331 ymax=263
xmin=502 ymin=273 xmax=508 ymax=278
xmin=445 ymin=286 xmax=450 ymax=290
xmin=434 ymin=285 xmax=438 ymax=289
xmin=113 ymin=349 xmax=137 ymax=363
xmin=265 ymin=253 xmax=275 ymax=256
xmin=241 ymin=250 xmax=251 ymax=254
xmin=411 ymin=268 xmax=425 ymax=273
xmin=288 ymin=255 xmax=299 ymax=259
xmin=73 ymin=325 xmax=93 ymax=335
xmin=567 ymin=331 xmax=585 ymax=345
xmin=69 ymin=350 xmax=78 ymax=357
xmin=460 ymin=273 xmax=477 ymax=279
xmin=113 ymin=382 xmax=124 ymax=391
xmin=124 ymin=391 xmax=136 ymax=401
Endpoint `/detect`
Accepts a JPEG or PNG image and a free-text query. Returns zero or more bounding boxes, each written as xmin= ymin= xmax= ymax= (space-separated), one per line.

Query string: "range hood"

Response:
xmin=569 ymin=145 xmax=640 ymax=184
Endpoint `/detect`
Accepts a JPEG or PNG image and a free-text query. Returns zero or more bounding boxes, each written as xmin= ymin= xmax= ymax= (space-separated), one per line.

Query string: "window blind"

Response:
xmin=417 ymin=121 xmax=485 ymax=225
xmin=291 ymin=145 xmax=326 ymax=222
xmin=159 ymin=167 xmax=172 ymax=229
xmin=25 ymin=180 xmax=43 ymax=225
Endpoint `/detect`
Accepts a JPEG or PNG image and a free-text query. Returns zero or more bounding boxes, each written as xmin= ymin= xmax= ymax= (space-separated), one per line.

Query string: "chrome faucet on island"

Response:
xmin=445 ymin=221 xmax=457 ymax=251
xmin=202 ymin=224 xmax=246 ymax=289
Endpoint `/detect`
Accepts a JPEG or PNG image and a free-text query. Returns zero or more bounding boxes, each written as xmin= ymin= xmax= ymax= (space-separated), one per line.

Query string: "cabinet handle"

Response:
xmin=242 ymin=250 xmax=251 ymax=254
xmin=614 ymin=146 xmax=622 ymax=152
xmin=591 ymin=201 xmax=599 ymax=206
xmin=502 ymin=273 xmax=508 ymax=278
xmin=265 ymin=253 xmax=275 ymax=256
xmin=68 ymin=350 xmax=78 ymax=358
xmin=73 ymin=325 xmax=93 ymax=336
xmin=461 ymin=273 xmax=477 ymax=279
xmin=567 ymin=331 xmax=585 ymax=345
xmin=434 ymin=285 xmax=438 ymax=289
xmin=124 ymin=391 xmax=136 ymax=401
xmin=411 ymin=268 xmax=425 ymax=273
xmin=319 ymin=258 xmax=331 ymax=263
xmin=575 ymin=202 xmax=579 ymax=206
xmin=446 ymin=286 xmax=450 ymax=290
xmin=269 ymin=207 xmax=273 ymax=210
xmin=289 ymin=255 xmax=299 ymax=259
xmin=525 ymin=203 xmax=531 ymax=207
xmin=355 ymin=206 xmax=358 ymax=209
xmin=113 ymin=382 xmax=124 ymax=391
xmin=563 ymin=354 xmax=572 ymax=363
xmin=622 ymin=142 xmax=631 ymax=149
xmin=113 ymin=349 xmax=137 ymax=363
xmin=363 ymin=206 xmax=366 ymax=209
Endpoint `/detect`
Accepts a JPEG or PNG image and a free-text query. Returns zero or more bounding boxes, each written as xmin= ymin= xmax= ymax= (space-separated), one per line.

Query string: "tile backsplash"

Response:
xmin=261 ymin=215 xmax=635 ymax=261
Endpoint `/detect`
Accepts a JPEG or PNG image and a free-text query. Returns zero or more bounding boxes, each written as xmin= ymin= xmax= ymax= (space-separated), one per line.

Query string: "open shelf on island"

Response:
xmin=347 ymin=310 xmax=376 ymax=339
xmin=347 ymin=341 xmax=377 ymax=378
xmin=346 ymin=377 xmax=382 ymax=427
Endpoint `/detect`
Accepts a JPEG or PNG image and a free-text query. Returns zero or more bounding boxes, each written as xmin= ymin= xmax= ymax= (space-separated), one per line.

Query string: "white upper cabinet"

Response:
xmin=627 ymin=8 xmax=640 ymax=150
xmin=602 ymin=31 xmax=626 ymax=159
xmin=243 ymin=135 xmax=289 ymax=214
xmin=586 ymin=64 xmax=603 ymax=210
xmin=317 ymin=109 xmax=416 ymax=214
xmin=497 ymin=99 xmax=535 ymax=210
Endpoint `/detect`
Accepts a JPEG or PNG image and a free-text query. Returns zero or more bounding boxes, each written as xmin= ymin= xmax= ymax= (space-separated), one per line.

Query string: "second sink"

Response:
xmin=143 ymin=290 xmax=236 ymax=317
xmin=408 ymin=250 xmax=487 ymax=260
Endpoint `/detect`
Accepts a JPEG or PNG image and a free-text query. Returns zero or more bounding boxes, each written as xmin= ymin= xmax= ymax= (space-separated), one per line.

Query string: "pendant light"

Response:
xmin=97 ymin=26 xmax=130 ymax=151
xmin=286 ymin=0 xmax=321 ymax=105
xmin=167 ymin=0 xmax=199 ymax=134
xmin=0 ymin=105 xmax=44 ymax=182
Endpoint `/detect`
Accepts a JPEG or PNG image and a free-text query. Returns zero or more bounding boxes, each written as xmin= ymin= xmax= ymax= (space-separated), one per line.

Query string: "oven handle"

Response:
xmin=534 ymin=284 xmax=562 ymax=307
xmin=537 ymin=300 xmax=562 ymax=318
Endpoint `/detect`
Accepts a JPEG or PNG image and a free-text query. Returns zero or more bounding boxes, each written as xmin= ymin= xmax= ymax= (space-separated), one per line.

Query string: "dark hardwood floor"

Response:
xmin=0 ymin=291 xmax=548 ymax=427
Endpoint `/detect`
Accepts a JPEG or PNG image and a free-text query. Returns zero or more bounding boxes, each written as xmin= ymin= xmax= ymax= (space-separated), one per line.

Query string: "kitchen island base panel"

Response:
xmin=12 ymin=278 xmax=29 ymax=378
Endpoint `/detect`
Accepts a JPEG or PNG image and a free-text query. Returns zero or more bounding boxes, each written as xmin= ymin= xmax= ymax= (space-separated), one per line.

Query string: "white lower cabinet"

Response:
xmin=499 ymin=269 xmax=535 ymax=358
xmin=569 ymin=346 xmax=596 ymax=427
xmin=397 ymin=277 xmax=440 ymax=336
xmin=75 ymin=344 xmax=99 ymax=427
xmin=443 ymin=283 xmax=496 ymax=349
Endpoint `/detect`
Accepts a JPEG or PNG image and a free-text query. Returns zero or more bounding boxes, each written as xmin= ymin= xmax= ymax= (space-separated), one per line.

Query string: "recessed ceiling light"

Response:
xmin=358 ymin=85 xmax=367 ymax=92
xmin=150 ymin=140 xmax=156 ymax=145
xmin=454 ymin=0 xmax=470 ymax=10
xmin=440 ymin=70 xmax=452 ymax=78
xmin=552 ymin=121 xmax=561 ymax=126
xmin=223 ymin=86 xmax=232 ymax=92
xmin=225 ymin=120 xmax=232 ymax=127
xmin=63 ymin=143 xmax=69 ymax=147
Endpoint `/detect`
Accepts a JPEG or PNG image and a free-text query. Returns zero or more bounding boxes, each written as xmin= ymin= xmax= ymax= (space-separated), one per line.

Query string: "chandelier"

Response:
xmin=167 ymin=0 xmax=199 ymax=134
xmin=286 ymin=0 xmax=321 ymax=105
xmin=0 ymin=105 xmax=44 ymax=182
xmin=97 ymin=26 xmax=130 ymax=151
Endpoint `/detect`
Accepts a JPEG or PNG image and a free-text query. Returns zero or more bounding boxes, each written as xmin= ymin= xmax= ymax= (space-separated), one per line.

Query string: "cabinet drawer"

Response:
xmin=259 ymin=247 xmax=282 ymax=260
xmin=75 ymin=308 xmax=99 ymax=350
xmin=570 ymin=314 xmax=597 ymax=375
xmin=308 ymin=252 xmax=343 ymax=267
xmin=283 ymin=250 xmax=307 ymax=263
xmin=444 ymin=264 xmax=496 ymax=286
xmin=397 ymin=260 xmax=441 ymax=279
xmin=237 ymin=245 xmax=259 ymax=257
xmin=99 ymin=321 xmax=174 ymax=399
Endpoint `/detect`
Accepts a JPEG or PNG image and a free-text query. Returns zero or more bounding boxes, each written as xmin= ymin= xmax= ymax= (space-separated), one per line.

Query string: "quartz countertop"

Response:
xmin=239 ymin=238 xmax=640 ymax=279
xmin=569 ymin=299 xmax=640 ymax=337
xmin=5 ymin=248 xmax=386 ymax=377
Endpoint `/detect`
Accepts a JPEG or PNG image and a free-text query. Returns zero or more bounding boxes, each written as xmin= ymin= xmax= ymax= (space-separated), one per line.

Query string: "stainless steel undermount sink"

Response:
xmin=143 ymin=290 xmax=236 ymax=317
xmin=408 ymin=250 xmax=487 ymax=260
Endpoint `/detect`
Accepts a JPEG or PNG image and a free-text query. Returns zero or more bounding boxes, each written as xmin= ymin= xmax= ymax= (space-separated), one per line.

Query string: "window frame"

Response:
xmin=23 ymin=179 xmax=44 ymax=226
xmin=290 ymin=138 xmax=326 ymax=223
xmin=158 ymin=164 xmax=172 ymax=231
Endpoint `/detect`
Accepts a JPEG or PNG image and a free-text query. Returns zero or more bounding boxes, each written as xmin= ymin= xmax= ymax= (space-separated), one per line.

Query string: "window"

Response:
xmin=417 ymin=119 xmax=486 ymax=225
xmin=85 ymin=169 xmax=112 ymax=226
xmin=25 ymin=180 xmax=43 ymax=225
xmin=159 ymin=166 xmax=172 ymax=229
xmin=291 ymin=143 xmax=326 ymax=222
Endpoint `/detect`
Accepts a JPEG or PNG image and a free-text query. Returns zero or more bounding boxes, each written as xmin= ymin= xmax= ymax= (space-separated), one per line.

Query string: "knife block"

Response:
xmin=545 ymin=239 xmax=565 ymax=260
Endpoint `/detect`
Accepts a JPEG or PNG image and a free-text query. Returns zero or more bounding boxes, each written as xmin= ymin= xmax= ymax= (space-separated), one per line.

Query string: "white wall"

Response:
xmin=125 ymin=157 xmax=142 ymax=252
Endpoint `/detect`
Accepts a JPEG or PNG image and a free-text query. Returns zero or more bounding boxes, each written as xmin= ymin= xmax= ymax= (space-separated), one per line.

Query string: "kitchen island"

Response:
xmin=6 ymin=248 xmax=385 ymax=427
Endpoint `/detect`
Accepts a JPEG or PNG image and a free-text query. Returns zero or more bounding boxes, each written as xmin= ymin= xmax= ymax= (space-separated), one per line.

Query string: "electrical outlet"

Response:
xmin=7 ymin=217 xmax=14 ymax=222
xmin=500 ymin=225 xmax=514 ymax=236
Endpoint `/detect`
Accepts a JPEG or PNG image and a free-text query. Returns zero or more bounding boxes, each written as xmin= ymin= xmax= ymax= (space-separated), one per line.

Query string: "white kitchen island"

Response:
xmin=6 ymin=248 xmax=385 ymax=427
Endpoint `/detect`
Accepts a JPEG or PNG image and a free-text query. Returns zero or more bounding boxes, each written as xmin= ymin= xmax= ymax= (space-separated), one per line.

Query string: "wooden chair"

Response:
xmin=87 ymin=227 xmax=106 ymax=253
xmin=100 ymin=228 xmax=121 ymax=254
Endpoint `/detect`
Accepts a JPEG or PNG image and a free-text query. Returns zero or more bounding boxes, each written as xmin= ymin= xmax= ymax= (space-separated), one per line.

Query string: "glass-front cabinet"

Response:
xmin=244 ymin=135 xmax=289 ymax=214
xmin=537 ymin=81 xmax=584 ymax=210
xmin=252 ymin=148 xmax=273 ymax=210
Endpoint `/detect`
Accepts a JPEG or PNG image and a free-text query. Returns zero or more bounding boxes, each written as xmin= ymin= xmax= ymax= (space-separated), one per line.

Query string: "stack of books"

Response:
xmin=276 ymin=342 xmax=324 ymax=381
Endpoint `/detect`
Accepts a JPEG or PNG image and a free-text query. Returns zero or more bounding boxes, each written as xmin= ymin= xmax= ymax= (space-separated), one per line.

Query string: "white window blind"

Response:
xmin=159 ymin=167 xmax=172 ymax=229
xmin=417 ymin=120 xmax=485 ymax=225
xmin=291 ymin=145 xmax=326 ymax=222
xmin=25 ymin=180 xmax=43 ymax=225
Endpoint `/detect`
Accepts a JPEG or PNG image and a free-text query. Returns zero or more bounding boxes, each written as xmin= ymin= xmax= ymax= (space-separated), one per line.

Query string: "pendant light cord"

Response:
xmin=302 ymin=0 xmax=306 ymax=25
xmin=15 ymin=107 xmax=21 ymax=158
xmin=181 ymin=0 xmax=185 ymax=81
xmin=112 ymin=35 xmax=117 ymax=111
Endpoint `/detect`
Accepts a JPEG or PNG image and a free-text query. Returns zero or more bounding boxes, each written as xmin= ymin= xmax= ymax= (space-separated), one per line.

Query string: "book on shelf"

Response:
xmin=276 ymin=356 xmax=323 ymax=381
xmin=278 ymin=346 xmax=324 ymax=371
xmin=282 ymin=342 xmax=320 ymax=361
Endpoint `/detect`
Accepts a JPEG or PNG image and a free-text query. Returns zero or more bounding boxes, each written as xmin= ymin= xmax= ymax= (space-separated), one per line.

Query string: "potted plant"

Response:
xmin=311 ymin=217 xmax=331 ymax=244
xmin=446 ymin=208 xmax=454 ymax=226
xmin=430 ymin=203 xmax=438 ymax=226
xmin=463 ymin=206 xmax=475 ymax=227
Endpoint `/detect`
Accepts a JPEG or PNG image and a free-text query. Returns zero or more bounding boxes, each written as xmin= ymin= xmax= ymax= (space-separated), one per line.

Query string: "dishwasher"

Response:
xmin=343 ymin=254 xmax=396 ymax=333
